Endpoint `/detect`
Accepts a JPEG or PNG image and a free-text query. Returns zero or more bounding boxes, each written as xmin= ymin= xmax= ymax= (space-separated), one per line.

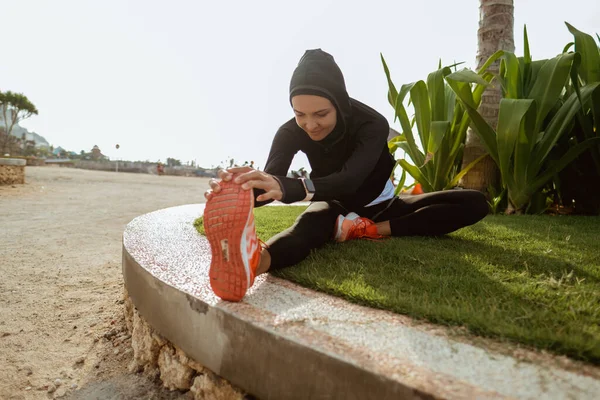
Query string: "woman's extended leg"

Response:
xmin=258 ymin=201 xmax=344 ymax=273
xmin=371 ymin=189 xmax=488 ymax=236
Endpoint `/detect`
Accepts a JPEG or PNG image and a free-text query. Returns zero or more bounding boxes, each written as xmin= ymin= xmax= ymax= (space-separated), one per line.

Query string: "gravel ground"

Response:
xmin=0 ymin=166 xmax=210 ymax=399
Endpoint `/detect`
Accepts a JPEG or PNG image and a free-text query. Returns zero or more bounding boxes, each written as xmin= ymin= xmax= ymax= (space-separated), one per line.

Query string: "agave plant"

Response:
xmin=381 ymin=55 xmax=502 ymax=193
xmin=446 ymin=26 xmax=600 ymax=213
xmin=550 ymin=23 xmax=600 ymax=214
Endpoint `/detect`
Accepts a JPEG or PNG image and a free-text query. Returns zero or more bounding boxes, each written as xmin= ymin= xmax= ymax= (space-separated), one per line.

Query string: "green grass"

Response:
xmin=195 ymin=207 xmax=600 ymax=364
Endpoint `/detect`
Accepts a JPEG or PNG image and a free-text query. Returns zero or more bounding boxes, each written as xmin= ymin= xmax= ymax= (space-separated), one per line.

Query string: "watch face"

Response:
xmin=304 ymin=179 xmax=316 ymax=193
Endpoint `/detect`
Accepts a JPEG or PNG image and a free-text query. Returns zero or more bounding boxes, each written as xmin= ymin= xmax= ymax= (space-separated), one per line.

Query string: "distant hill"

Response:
xmin=0 ymin=105 xmax=50 ymax=148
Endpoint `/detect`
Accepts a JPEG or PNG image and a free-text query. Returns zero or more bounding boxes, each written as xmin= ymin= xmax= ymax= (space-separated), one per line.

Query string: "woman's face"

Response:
xmin=291 ymin=95 xmax=337 ymax=141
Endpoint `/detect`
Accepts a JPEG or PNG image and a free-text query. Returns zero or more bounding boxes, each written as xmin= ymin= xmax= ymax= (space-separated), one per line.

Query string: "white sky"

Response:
xmin=2 ymin=0 xmax=599 ymax=170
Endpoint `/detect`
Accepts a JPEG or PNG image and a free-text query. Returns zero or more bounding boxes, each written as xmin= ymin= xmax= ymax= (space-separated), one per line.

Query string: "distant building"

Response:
xmin=91 ymin=145 xmax=107 ymax=160
xmin=52 ymin=146 xmax=66 ymax=156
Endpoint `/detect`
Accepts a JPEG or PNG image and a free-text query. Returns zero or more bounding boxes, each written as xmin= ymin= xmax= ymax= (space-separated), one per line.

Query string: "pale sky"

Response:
xmin=2 ymin=0 xmax=599 ymax=171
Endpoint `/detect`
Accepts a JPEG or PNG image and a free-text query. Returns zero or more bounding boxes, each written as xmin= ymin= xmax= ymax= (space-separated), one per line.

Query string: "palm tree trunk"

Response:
xmin=460 ymin=0 xmax=514 ymax=194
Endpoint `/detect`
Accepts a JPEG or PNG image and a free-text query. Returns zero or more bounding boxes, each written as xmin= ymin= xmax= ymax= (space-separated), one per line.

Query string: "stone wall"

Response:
xmin=26 ymin=157 xmax=46 ymax=166
xmin=74 ymin=160 xmax=217 ymax=177
xmin=123 ymin=290 xmax=245 ymax=400
xmin=0 ymin=165 xmax=25 ymax=185
xmin=74 ymin=160 xmax=152 ymax=174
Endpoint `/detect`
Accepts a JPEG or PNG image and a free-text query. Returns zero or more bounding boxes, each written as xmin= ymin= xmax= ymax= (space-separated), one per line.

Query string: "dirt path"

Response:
xmin=0 ymin=167 xmax=210 ymax=399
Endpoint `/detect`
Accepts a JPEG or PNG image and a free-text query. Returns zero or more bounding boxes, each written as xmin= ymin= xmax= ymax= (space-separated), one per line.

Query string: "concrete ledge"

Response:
xmin=0 ymin=157 xmax=27 ymax=166
xmin=123 ymin=204 xmax=600 ymax=400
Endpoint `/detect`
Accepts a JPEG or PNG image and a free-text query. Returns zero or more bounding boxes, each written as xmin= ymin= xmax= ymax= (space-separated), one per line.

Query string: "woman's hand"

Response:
xmin=231 ymin=167 xmax=283 ymax=202
xmin=203 ymin=167 xmax=241 ymax=201
xmin=203 ymin=166 xmax=283 ymax=202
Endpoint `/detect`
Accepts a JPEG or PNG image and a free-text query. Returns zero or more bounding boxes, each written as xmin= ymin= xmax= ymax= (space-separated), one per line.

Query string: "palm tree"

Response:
xmin=459 ymin=0 xmax=514 ymax=193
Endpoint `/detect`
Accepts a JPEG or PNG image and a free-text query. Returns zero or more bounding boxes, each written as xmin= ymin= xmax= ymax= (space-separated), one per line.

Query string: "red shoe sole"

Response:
xmin=204 ymin=178 xmax=253 ymax=302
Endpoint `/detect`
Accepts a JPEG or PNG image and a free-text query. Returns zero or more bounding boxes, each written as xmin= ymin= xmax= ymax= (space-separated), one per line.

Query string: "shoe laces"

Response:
xmin=349 ymin=218 xmax=387 ymax=241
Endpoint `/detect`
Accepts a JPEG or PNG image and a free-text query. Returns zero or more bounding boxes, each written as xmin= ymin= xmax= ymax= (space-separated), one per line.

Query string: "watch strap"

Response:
xmin=300 ymin=178 xmax=315 ymax=201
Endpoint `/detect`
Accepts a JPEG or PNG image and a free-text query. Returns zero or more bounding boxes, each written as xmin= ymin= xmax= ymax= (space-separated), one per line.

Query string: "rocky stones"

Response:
xmin=129 ymin=309 xmax=163 ymax=371
xmin=186 ymin=358 xmax=207 ymax=374
xmin=124 ymin=292 xmax=244 ymax=399
xmin=0 ymin=163 xmax=25 ymax=185
xmin=189 ymin=372 xmax=244 ymax=400
xmin=157 ymin=345 xmax=194 ymax=390
xmin=123 ymin=288 xmax=134 ymax=332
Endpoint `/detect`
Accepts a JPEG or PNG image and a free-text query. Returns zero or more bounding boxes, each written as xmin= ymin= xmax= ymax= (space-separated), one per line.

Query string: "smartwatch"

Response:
xmin=300 ymin=178 xmax=315 ymax=201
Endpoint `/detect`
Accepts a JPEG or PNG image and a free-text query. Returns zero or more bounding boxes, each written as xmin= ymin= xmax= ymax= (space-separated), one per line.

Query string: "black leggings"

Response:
xmin=265 ymin=189 xmax=489 ymax=270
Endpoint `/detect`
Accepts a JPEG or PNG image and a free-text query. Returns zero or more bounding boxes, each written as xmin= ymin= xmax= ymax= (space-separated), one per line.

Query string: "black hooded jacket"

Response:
xmin=258 ymin=49 xmax=395 ymax=210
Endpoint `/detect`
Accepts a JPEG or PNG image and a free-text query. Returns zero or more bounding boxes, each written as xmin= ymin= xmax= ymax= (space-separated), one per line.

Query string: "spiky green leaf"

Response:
xmin=381 ymin=53 xmax=398 ymax=108
xmin=528 ymin=52 xmax=579 ymax=132
xmin=566 ymin=22 xmax=600 ymax=83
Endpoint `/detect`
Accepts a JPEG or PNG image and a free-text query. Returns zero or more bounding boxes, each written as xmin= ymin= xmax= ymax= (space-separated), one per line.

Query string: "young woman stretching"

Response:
xmin=203 ymin=49 xmax=488 ymax=302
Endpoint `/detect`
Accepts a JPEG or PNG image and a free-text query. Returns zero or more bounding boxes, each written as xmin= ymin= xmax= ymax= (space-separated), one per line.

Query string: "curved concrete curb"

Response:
xmin=123 ymin=204 xmax=600 ymax=400
xmin=0 ymin=158 xmax=26 ymax=166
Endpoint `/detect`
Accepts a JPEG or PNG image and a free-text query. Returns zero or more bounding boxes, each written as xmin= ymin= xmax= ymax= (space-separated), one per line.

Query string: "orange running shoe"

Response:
xmin=204 ymin=174 xmax=261 ymax=302
xmin=412 ymin=183 xmax=424 ymax=195
xmin=334 ymin=212 xmax=385 ymax=243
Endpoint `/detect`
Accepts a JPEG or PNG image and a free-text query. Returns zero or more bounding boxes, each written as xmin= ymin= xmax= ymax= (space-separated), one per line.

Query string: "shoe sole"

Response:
xmin=204 ymin=178 xmax=253 ymax=301
xmin=334 ymin=212 xmax=360 ymax=243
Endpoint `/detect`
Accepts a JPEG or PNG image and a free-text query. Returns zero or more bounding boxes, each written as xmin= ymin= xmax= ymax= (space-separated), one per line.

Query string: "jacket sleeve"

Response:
xmin=275 ymin=118 xmax=389 ymax=204
xmin=253 ymin=127 xmax=300 ymax=207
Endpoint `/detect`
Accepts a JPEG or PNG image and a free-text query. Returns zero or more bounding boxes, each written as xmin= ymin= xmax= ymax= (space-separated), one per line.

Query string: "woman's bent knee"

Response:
xmin=464 ymin=189 xmax=489 ymax=221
